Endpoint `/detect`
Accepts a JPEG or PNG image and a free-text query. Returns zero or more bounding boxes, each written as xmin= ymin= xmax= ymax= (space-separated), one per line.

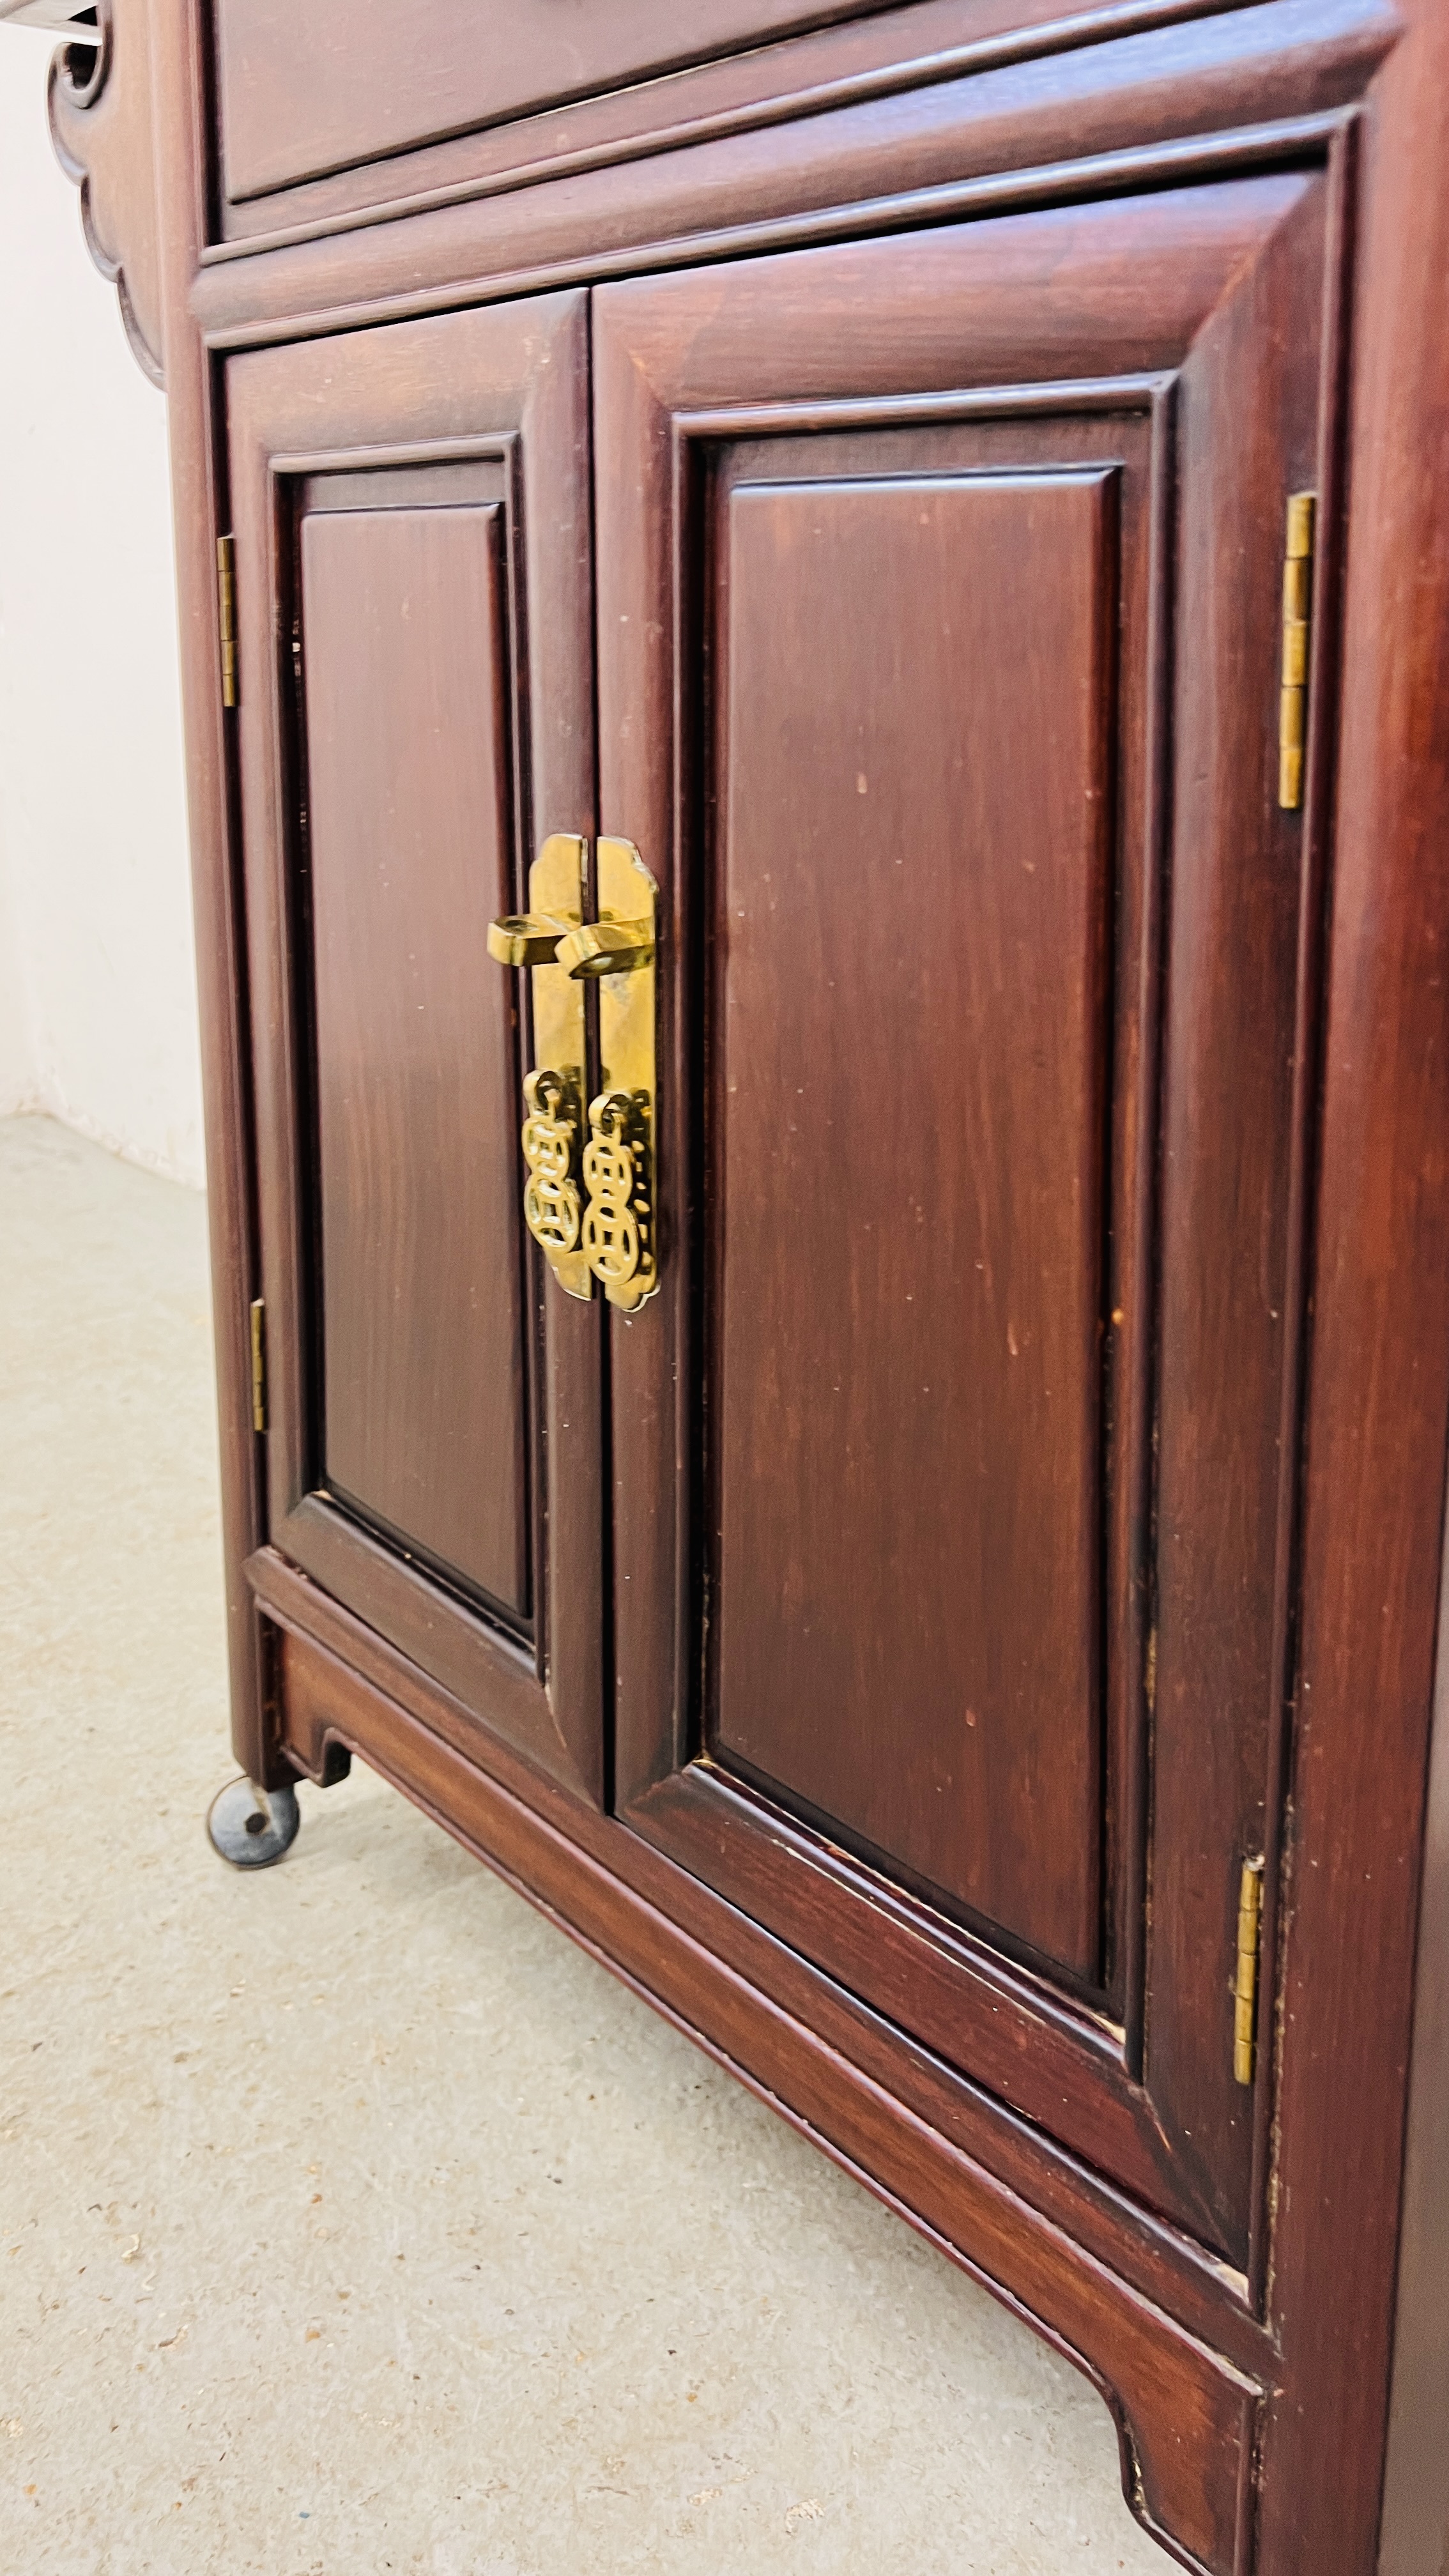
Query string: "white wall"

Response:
xmin=0 ymin=25 xmax=204 ymax=1186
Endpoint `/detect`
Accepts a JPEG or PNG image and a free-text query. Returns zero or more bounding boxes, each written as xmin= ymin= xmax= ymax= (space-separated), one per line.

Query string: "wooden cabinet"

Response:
xmin=43 ymin=1 xmax=1449 ymax=2569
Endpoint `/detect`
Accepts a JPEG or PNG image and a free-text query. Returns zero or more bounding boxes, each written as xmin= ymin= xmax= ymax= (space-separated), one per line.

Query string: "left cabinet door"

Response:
xmin=226 ymin=295 xmax=605 ymax=1803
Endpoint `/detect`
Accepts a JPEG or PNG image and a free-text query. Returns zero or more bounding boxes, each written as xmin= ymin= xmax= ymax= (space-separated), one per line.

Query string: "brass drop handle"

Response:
xmin=489 ymin=834 xmax=660 ymax=1314
xmin=486 ymin=913 xmax=572 ymax=970
xmin=556 ymin=918 xmax=654 ymax=979
xmin=488 ymin=835 xmax=592 ymax=1303
xmin=576 ymin=838 xmax=659 ymax=1312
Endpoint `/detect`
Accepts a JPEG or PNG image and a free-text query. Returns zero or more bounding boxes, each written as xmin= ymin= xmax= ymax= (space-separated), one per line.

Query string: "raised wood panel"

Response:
xmin=301 ymin=499 xmax=530 ymax=1618
xmin=710 ymin=466 xmax=1114 ymax=1979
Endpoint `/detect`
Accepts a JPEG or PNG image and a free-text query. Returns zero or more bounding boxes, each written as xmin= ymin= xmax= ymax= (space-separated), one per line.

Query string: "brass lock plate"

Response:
xmin=516 ymin=831 xmax=590 ymax=1303
xmin=585 ymin=836 xmax=658 ymax=1315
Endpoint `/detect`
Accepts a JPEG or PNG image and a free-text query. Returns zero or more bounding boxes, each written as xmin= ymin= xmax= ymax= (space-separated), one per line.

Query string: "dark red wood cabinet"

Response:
xmin=44 ymin=2 xmax=1449 ymax=2569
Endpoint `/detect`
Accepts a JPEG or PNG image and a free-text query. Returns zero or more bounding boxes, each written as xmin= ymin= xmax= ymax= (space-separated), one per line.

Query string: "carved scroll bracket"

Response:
xmin=45 ymin=0 xmax=165 ymax=385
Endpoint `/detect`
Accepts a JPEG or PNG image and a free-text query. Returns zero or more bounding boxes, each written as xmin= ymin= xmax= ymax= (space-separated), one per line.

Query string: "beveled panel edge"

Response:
xmin=190 ymin=119 xmax=1347 ymax=360
xmin=669 ymin=365 xmax=1172 ymax=434
xmin=296 ymin=495 xmax=536 ymax=1623
xmin=1241 ymin=125 xmax=1358 ymax=2318
xmin=273 ymin=1609 xmax=1267 ymax=2576
xmin=249 ymin=1522 xmax=592 ymax=1807
xmin=624 ymin=1765 xmax=1227 ymax=2246
xmin=649 ymin=383 xmax=1173 ymax=2158
xmin=670 ymin=374 xmax=1165 ymax=2070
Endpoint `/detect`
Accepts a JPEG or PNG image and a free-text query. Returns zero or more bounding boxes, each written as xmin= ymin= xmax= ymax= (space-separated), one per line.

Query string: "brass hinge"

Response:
xmin=1278 ymin=491 xmax=1315 ymax=810
xmin=217 ymin=533 xmax=239 ymax=710
xmin=249 ymin=1296 xmax=267 ymax=1434
xmin=1233 ymin=1855 xmax=1265 ymax=2087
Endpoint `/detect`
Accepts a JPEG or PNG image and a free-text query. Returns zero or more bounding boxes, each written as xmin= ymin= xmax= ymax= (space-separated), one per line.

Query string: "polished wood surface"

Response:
xmin=598 ymin=171 xmax=1326 ymax=2266
xmin=302 ymin=499 xmax=530 ymax=1617
xmin=49 ymin=0 xmax=1449 ymax=2564
xmin=214 ymin=0 xmax=881 ymax=203
xmin=226 ymin=293 xmax=606 ymax=1805
xmin=201 ymin=0 xmax=1392 ymax=257
xmin=191 ymin=0 xmax=1393 ymax=332
xmin=709 ymin=466 xmax=1112 ymax=1978
xmin=1259 ymin=0 xmax=1449 ymax=2559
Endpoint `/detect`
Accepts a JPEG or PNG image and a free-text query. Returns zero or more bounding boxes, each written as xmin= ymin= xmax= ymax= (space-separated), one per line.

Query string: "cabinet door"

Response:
xmin=228 ymin=296 xmax=605 ymax=1803
xmin=595 ymin=174 xmax=1331 ymax=2258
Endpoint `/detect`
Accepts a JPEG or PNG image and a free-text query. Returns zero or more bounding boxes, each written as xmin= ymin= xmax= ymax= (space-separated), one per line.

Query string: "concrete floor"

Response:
xmin=0 ymin=1112 xmax=1165 ymax=2576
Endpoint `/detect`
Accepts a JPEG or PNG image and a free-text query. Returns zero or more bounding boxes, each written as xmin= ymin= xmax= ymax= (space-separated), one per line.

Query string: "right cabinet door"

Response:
xmin=595 ymin=172 xmax=1333 ymax=2262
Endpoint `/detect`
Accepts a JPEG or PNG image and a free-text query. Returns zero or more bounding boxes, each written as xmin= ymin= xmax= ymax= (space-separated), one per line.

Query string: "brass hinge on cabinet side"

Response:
xmin=1233 ymin=1856 xmax=1266 ymax=2087
xmin=1278 ymin=491 xmax=1315 ymax=809
xmin=249 ymin=1297 xmax=266 ymax=1434
xmin=217 ymin=533 xmax=238 ymax=710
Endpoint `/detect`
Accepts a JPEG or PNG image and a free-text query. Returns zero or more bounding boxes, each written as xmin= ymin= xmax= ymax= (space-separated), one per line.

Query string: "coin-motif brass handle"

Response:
xmin=521 ymin=1067 xmax=584 ymax=1262
xmin=582 ymin=1087 xmax=655 ymax=1306
xmin=488 ymin=834 xmax=592 ymax=1302
xmin=488 ymin=834 xmax=659 ymax=1312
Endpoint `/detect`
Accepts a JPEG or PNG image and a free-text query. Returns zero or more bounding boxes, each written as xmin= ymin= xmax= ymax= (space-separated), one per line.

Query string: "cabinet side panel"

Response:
xmin=300 ymin=501 xmax=531 ymax=1620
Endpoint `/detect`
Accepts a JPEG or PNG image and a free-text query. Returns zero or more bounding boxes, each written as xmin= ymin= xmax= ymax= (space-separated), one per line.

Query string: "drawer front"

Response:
xmin=214 ymin=0 xmax=880 ymax=203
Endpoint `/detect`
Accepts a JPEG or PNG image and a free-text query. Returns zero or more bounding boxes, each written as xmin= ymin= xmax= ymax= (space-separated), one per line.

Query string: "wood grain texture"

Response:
xmin=215 ymin=0 xmax=882 ymax=202
xmin=190 ymin=0 xmax=1392 ymax=348
xmin=208 ymin=0 xmax=1273 ymax=247
xmin=301 ymin=500 xmax=530 ymax=1618
xmin=709 ymin=466 xmax=1113 ymax=1978
xmin=119 ymin=0 xmax=1449 ymax=2561
xmin=226 ymin=293 xmax=605 ymax=1804
xmin=597 ymin=169 xmax=1315 ymax=1785
xmin=1257 ymin=3 xmax=1449 ymax=2566
xmin=136 ymin=0 xmax=281 ymax=1786
xmin=1379 ymin=1520 xmax=1449 ymax=2575
xmin=628 ymin=1760 xmax=1211 ymax=2229
xmin=1143 ymin=164 xmax=1326 ymax=2258
xmin=598 ymin=172 xmax=1328 ymax=2269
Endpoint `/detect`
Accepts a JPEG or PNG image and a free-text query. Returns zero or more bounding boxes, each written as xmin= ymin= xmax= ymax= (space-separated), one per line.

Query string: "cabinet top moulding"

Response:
xmin=187 ymin=0 xmax=1393 ymax=353
xmin=206 ymin=0 xmax=1289 ymax=250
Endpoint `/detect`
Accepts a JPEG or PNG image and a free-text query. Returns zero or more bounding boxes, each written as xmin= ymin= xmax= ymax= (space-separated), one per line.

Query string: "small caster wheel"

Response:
xmin=206 ymin=1775 xmax=300 ymax=1869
